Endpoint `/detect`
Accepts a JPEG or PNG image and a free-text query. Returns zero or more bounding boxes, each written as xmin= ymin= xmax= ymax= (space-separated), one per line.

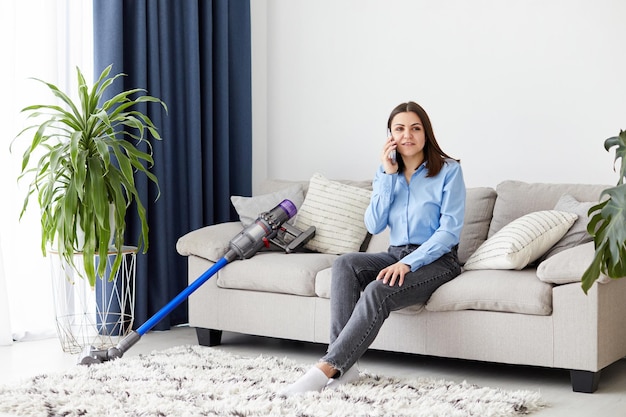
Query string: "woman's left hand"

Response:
xmin=376 ymin=262 xmax=411 ymax=287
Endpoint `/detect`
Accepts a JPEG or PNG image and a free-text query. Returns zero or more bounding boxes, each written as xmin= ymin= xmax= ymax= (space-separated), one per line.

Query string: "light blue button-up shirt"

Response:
xmin=364 ymin=159 xmax=466 ymax=271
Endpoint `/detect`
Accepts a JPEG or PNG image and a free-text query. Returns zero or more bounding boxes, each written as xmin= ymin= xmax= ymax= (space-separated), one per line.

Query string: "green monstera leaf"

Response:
xmin=582 ymin=130 xmax=626 ymax=293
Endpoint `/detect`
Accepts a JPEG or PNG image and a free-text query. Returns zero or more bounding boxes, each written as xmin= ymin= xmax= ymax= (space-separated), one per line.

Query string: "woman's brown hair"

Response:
xmin=387 ymin=101 xmax=459 ymax=177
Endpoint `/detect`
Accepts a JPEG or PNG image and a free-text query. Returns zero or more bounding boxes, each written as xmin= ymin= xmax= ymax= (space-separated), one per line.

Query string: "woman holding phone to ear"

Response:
xmin=280 ymin=101 xmax=466 ymax=396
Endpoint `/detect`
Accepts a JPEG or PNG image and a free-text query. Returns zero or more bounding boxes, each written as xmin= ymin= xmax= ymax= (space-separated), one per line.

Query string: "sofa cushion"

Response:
xmin=314 ymin=267 xmax=333 ymax=299
xmin=538 ymin=194 xmax=595 ymax=262
xmin=217 ymin=252 xmax=337 ymax=296
xmin=537 ymin=242 xmax=610 ymax=285
xmin=426 ymin=269 xmax=553 ymax=315
xmin=488 ymin=181 xmax=607 ymax=238
xmin=230 ymin=184 xmax=305 ymax=227
xmin=315 ymin=267 xmax=425 ymax=313
xmin=458 ymin=187 xmax=497 ymax=264
xmin=464 ymin=210 xmax=577 ymax=270
xmin=294 ymin=173 xmax=372 ymax=255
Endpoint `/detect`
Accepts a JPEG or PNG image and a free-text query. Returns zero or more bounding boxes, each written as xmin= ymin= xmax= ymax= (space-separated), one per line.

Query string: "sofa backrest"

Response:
xmin=257 ymin=179 xmax=609 ymax=266
xmin=488 ymin=181 xmax=609 ymax=238
xmin=458 ymin=187 xmax=497 ymax=263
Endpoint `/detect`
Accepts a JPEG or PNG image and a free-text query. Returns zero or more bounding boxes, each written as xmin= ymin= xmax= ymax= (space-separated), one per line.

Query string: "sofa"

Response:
xmin=176 ymin=175 xmax=626 ymax=393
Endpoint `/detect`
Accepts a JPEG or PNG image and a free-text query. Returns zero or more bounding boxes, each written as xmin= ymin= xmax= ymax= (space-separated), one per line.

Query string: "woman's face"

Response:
xmin=390 ymin=111 xmax=426 ymax=159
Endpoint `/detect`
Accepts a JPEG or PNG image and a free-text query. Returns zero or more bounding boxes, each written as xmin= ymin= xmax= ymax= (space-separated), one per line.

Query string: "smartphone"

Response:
xmin=387 ymin=129 xmax=396 ymax=163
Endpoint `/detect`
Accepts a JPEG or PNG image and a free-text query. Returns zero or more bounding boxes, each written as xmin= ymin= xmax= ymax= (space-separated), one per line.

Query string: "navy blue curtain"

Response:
xmin=93 ymin=0 xmax=252 ymax=331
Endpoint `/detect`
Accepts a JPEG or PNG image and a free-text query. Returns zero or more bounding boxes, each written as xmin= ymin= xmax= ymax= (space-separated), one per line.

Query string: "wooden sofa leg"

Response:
xmin=570 ymin=370 xmax=601 ymax=393
xmin=196 ymin=328 xmax=223 ymax=347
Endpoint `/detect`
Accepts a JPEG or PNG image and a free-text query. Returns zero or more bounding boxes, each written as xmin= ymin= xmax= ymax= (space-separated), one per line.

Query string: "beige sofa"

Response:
xmin=176 ymin=178 xmax=626 ymax=393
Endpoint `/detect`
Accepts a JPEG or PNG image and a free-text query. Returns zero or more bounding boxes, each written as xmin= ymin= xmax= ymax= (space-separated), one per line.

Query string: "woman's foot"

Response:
xmin=278 ymin=366 xmax=329 ymax=397
xmin=325 ymin=365 xmax=360 ymax=390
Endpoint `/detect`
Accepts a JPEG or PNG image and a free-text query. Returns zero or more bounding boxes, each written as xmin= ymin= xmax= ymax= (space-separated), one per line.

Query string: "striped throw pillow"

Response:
xmin=294 ymin=173 xmax=372 ymax=255
xmin=463 ymin=210 xmax=577 ymax=270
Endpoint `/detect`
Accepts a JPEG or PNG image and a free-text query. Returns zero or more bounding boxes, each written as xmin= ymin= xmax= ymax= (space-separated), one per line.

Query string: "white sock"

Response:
xmin=325 ymin=365 xmax=360 ymax=390
xmin=279 ymin=366 xmax=329 ymax=397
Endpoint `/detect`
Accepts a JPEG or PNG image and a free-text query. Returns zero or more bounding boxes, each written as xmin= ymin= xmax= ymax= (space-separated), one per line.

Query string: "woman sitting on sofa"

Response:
xmin=280 ymin=100 xmax=466 ymax=396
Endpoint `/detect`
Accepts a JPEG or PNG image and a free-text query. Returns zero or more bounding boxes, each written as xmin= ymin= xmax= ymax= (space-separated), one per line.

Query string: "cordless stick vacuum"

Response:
xmin=78 ymin=199 xmax=315 ymax=365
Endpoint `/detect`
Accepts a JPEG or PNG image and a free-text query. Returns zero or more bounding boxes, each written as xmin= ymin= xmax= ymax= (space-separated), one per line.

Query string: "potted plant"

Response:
xmin=12 ymin=65 xmax=166 ymax=351
xmin=581 ymin=130 xmax=626 ymax=293
xmin=12 ymin=65 xmax=166 ymax=288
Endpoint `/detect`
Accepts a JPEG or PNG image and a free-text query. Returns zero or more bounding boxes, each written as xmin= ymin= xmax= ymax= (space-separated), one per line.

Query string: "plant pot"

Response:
xmin=74 ymin=204 xmax=117 ymax=252
xmin=50 ymin=246 xmax=137 ymax=353
xmin=94 ymin=248 xmax=136 ymax=336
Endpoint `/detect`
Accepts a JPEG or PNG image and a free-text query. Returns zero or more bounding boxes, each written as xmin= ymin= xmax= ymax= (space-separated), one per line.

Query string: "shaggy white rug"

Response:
xmin=0 ymin=345 xmax=544 ymax=417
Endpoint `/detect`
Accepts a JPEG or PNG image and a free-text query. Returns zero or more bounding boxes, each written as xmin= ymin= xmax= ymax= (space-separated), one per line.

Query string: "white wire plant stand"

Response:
xmin=49 ymin=246 xmax=137 ymax=353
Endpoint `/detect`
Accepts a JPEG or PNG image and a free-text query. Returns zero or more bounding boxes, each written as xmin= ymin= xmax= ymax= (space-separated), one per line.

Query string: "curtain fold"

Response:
xmin=93 ymin=0 xmax=252 ymax=330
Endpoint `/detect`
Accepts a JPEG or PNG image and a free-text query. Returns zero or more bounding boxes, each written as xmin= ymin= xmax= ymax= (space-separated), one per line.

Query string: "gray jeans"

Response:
xmin=321 ymin=245 xmax=461 ymax=376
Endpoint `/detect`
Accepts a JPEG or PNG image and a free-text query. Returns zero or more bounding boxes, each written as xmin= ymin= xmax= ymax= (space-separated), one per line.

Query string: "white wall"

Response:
xmin=251 ymin=0 xmax=626 ymax=191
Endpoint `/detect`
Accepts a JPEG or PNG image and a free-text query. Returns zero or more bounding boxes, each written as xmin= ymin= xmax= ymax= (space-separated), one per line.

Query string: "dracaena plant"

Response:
xmin=12 ymin=65 xmax=167 ymax=287
xmin=581 ymin=130 xmax=626 ymax=293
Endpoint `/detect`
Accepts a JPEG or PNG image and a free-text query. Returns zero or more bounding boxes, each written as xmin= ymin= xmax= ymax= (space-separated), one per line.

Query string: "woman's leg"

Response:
xmin=280 ymin=248 xmax=461 ymax=396
xmin=329 ymin=251 xmax=398 ymax=344
xmin=322 ymin=249 xmax=461 ymax=377
xmin=279 ymin=251 xmax=395 ymax=397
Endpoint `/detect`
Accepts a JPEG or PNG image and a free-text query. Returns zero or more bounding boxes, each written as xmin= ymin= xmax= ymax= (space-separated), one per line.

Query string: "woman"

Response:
xmin=280 ymin=101 xmax=466 ymax=396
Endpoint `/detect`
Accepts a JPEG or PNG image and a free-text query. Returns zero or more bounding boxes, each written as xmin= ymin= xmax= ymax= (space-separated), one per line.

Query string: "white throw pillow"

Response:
xmin=538 ymin=194 xmax=595 ymax=262
xmin=463 ymin=210 xmax=578 ymax=270
xmin=230 ymin=184 xmax=305 ymax=227
xmin=294 ymin=173 xmax=372 ymax=255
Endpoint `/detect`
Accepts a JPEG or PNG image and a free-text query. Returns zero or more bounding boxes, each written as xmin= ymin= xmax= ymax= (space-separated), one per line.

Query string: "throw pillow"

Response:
xmin=230 ymin=184 xmax=305 ymax=227
xmin=463 ymin=210 xmax=578 ymax=270
xmin=536 ymin=242 xmax=610 ymax=285
xmin=537 ymin=194 xmax=595 ymax=262
xmin=294 ymin=173 xmax=372 ymax=255
xmin=457 ymin=187 xmax=497 ymax=264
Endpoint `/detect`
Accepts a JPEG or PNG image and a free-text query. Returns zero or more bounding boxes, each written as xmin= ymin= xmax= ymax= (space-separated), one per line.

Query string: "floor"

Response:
xmin=1 ymin=326 xmax=625 ymax=416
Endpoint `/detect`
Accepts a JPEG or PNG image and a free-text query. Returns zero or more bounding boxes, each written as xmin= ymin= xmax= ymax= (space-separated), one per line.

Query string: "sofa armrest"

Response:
xmin=176 ymin=222 xmax=243 ymax=263
xmin=552 ymin=277 xmax=626 ymax=371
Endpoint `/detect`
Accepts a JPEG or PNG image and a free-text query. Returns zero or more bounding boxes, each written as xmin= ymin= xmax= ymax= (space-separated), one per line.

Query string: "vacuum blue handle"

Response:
xmin=136 ymin=256 xmax=229 ymax=336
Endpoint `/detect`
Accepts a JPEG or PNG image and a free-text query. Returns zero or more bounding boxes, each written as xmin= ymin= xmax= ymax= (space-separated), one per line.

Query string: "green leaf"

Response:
xmin=582 ymin=131 xmax=626 ymax=293
xmin=605 ymin=130 xmax=626 ymax=185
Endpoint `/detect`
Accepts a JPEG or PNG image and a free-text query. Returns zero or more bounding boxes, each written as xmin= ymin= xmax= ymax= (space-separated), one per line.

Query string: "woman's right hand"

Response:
xmin=382 ymin=136 xmax=398 ymax=174
xmin=376 ymin=262 xmax=410 ymax=287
